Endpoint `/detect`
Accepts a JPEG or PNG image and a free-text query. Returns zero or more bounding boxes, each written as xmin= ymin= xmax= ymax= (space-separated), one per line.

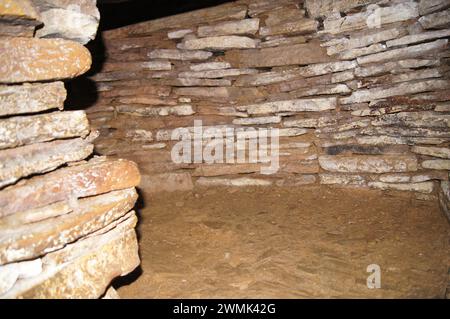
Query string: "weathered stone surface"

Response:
xmin=368 ymin=181 xmax=434 ymax=193
xmin=318 ymin=155 xmax=418 ymax=173
xmin=386 ymin=29 xmax=450 ymax=47
xmin=140 ymin=173 xmax=193 ymax=193
xmin=419 ymin=9 xmax=450 ymax=29
xmin=0 ymin=37 xmax=92 ymax=83
xmin=412 ymin=146 xmax=450 ymax=159
xmin=371 ymin=112 xmax=450 ymax=128
xmin=147 ymin=49 xmax=212 ymax=61
xmin=34 ymin=0 xmax=100 ymax=44
xmin=0 ymin=23 xmax=35 ymax=37
xmin=419 ymin=0 xmax=450 ymax=15
xmin=0 ymin=0 xmax=41 ymax=26
xmin=168 ymin=78 xmax=232 ymax=87
xmin=262 ymin=5 xmax=305 ymax=25
xmin=225 ymin=42 xmax=333 ymax=68
xmin=179 ymin=68 xmax=258 ymax=79
xmin=278 ymin=74 xmax=332 ymax=92
xmin=379 ymin=171 xmax=448 ymax=183
xmin=319 ymin=173 xmax=366 ymax=186
xmin=290 ymin=84 xmax=351 ymax=97
xmin=0 ymin=137 xmax=94 ymax=189
xmin=0 ymin=188 xmax=137 ymax=264
xmin=104 ymin=2 xmax=247 ymax=38
xmin=232 ymin=116 xmax=281 ymax=125
xmin=361 ymin=126 xmax=450 ymax=138
xmin=117 ymin=96 xmax=177 ymax=106
xmin=340 ymin=79 xmax=450 ymax=104
xmin=305 ymin=0 xmax=377 ymax=18
xmin=234 ymin=68 xmax=302 ymax=86
xmin=259 ymin=19 xmax=318 ymax=37
xmin=237 ymin=97 xmax=337 ymax=115
xmin=421 ymin=160 xmax=450 ymax=170
xmin=2 ymin=213 xmax=139 ymax=298
xmin=100 ymin=85 xmax=171 ymax=98
xmin=0 ymin=201 xmax=71 ymax=227
xmin=247 ymin=0 xmax=296 ymax=17
xmin=0 ymin=157 xmax=140 ymax=217
xmin=323 ymin=28 xmax=405 ymax=55
xmin=356 ymin=39 xmax=448 ymax=65
xmin=354 ymin=59 xmax=440 ymax=77
xmin=174 ymin=87 xmax=265 ymax=102
xmin=174 ymin=87 xmax=230 ymax=99
xmin=360 ymin=68 xmax=443 ymax=87
xmin=275 ymin=175 xmax=316 ymax=186
xmin=438 ymin=180 xmax=450 ymax=220
xmin=168 ymin=28 xmax=193 ymax=39
xmin=116 ymin=104 xmax=195 ymax=117
xmin=259 ymin=35 xmax=307 ymax=48
xmin=101 ymin=61 xmax=172 ymax=72
xmin=0 ymin=82 xmax=66 ymax=116
xmin=183 ymin=36 xmax=259 ymax=50
xmin=0 ymin=259 xmax=42 ymax=295
xmin=297 ymin=60 xmax=358 ymax=77
xmin=337 ymin=43 xmax=387 ymax=60
xmin=197 ymin=18 xmax=259 ymax=37
xmin=0 ymin=111 xmax=89 ymax=150
xmin=193 ymin=164 xmax=261 ymax=177
xmin=196 ymin=177 xmax=272 ymax=187
xmin=322 ymin=2 xmax=419 ymax=34
xmin=190 ymin=61 xmax=231 ymax=71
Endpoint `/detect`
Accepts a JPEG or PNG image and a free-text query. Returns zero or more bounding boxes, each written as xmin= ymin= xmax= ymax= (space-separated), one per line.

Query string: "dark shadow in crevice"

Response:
xmin=98 ymin=0 xmax=236 ymax=31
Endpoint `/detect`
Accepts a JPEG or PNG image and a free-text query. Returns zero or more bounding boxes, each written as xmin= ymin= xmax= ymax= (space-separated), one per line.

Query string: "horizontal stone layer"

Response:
xmin=197 ymin=18 xmax=259 ymax=37
xmin=0 ymin=188 xmax=137 ymax=264
xmin=0 ymin=137 xmax=94 ymax=189
xmin=0 ymin=157 xmax=140 ymax=218
xmin=0 ymin=111 xmax=89 ymax=150
xmin=1 ymin=212 xmax=139 ymax=298
xmin=318 ymin=155 xmax=418 ymax=173
xmin=0 ymin=37 xmax=92 ymax=83
xmin=237 ymin=97 xmax=337 ymax=114
xmin=0 ymin=82 xmax=66 ymax=116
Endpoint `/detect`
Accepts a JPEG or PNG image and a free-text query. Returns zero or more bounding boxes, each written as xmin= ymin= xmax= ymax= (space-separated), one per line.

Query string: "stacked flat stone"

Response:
xmin=0 ymin=0 xmax=140 ymax=298
xmin=84 ymin=1 xmax=449 ymax=219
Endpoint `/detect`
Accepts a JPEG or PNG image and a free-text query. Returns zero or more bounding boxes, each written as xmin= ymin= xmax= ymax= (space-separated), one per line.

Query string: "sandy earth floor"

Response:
xmin=115 ymin=186 xmax=450 ymax=298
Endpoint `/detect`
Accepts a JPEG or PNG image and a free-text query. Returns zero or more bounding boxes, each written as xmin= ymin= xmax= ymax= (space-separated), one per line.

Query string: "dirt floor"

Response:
xmin=116 ymin=185 xmax=450 ymax=298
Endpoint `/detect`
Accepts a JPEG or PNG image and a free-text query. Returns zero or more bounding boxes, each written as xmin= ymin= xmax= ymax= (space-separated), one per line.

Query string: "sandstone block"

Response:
xmin=0 ymin=188 xmax=137 ymax=264
xmin=318 ymin=155 xmax=418 ymax=173
xmin=0 ymin=82 xmax=66 ymax=116
xmin=0 ymin=137 xmax=93 ymax=189
xmin=197 ymin=19 xmax=259 ymax=37
xmin=0 ymin=111 xmax=89 ymax=150
xmin=0 ymin=37 xmax=92 ymax=83
xmin=183 ymin=35 xmax=259 ymax=50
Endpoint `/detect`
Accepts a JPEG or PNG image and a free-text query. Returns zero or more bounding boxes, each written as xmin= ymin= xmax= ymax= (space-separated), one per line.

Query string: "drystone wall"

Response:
xmin=0 ymin=0 xmax=141 ymax=298
xmin=86 ymin=0 xmax=450 ymax=218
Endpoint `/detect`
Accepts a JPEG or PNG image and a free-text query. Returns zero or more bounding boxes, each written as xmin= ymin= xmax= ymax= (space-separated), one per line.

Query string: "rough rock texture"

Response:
xmin=0 ymin=82 xmax=66 ymax=116
xmin=0 ymin=0 xmax=141 ymax=299
xmin=82 ymin=0 xmax=450 ymax=225
xmin=0 ymin=111 xmax=90 ymax=149
xmin=33 ymin=0 xmax=100 ymax=44
xmin=0 ymin=37 xmax=92 ymax=83
xmin=1 ymin=213 xmax=139 ymax=298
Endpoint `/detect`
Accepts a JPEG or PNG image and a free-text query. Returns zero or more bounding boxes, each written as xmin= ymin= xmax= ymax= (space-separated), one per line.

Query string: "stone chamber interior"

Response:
xmin=1 ymin=0 xmax=450 ymax=299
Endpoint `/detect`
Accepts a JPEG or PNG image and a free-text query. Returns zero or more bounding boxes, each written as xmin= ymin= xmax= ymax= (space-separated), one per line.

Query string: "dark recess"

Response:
xmin=98 ymin=0 xmax=236 ymax=31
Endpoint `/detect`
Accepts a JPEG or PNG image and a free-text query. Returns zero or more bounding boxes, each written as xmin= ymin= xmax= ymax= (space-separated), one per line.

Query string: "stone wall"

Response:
xmin=86 ymin=0 xmax=450 ymax=218
xmin=0 ymin=0 xmax=141 ymax=298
